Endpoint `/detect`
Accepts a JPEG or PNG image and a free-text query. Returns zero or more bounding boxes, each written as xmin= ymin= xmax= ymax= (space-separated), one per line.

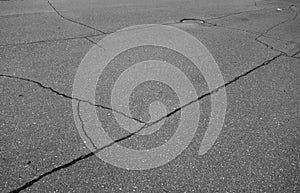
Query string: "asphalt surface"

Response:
xmin=0 ymin=0 xmax=299 ymax=192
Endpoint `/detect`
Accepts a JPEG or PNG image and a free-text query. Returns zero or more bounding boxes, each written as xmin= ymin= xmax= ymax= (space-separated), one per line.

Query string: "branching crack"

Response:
xmin=176 ymin=5 xmax=299 ymax=58
xmin=255 ymin=5 xmax=299 ymax=41
xmin=254 ymin=6 xmax=300 ymax=56
xmin=180 ymin=6 xmax=300 ymax=58
xmin=3 ymin=2 xmax=299 ymax=193
xmin=290 ymin=50 xmax=300 ymax=59
xmin=84 ymin=37 xmax=106 ymax=51
xmin=0 ymin=74 xmax=146 ymax=124
xmin=8 ymin=53 xmax=284 ymax=193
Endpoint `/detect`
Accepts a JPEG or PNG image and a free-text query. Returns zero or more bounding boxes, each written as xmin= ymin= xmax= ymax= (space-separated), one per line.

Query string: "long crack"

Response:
xmin=3 ymin=2 xmax=299 ymax=192
xmin=0 ymin=33 xmax=103 ymax=47
xmin=8 ymin=53 xmax=284 ymax=193
xmin=5 ymin=9 xmax=296 ymax=153
xmin=47 ymin=1 xmax=108 ymax=35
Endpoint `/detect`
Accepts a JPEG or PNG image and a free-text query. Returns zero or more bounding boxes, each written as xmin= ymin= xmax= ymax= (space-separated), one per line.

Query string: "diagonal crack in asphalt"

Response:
xmin=47 ymin=1 xmax=108 ymax=35
xmin=7 ymin=52 xmax=286 ymax=193
xmin=3 ymin=2 xmax=300 ymax=193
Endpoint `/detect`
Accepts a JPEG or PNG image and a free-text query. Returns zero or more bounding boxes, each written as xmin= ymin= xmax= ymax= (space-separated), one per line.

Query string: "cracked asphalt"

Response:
xmin=1 ymin=0 xmax=299 ymax=192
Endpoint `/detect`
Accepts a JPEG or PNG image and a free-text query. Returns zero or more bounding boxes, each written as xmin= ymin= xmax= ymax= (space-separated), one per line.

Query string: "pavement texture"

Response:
xmin=0 ymin=0 xmax=299 ymax=192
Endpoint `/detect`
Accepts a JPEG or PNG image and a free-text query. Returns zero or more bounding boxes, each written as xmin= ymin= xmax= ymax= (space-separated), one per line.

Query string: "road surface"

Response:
xmin=0 ymin=0 xmax=299 ymax=192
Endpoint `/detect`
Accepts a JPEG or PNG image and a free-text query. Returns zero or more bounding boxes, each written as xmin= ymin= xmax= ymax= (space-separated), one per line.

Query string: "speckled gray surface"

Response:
xmin=0 ymin=38 xmax=94 ymax=96
xmin=1 ymin=0 xmax=299 ymax=192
